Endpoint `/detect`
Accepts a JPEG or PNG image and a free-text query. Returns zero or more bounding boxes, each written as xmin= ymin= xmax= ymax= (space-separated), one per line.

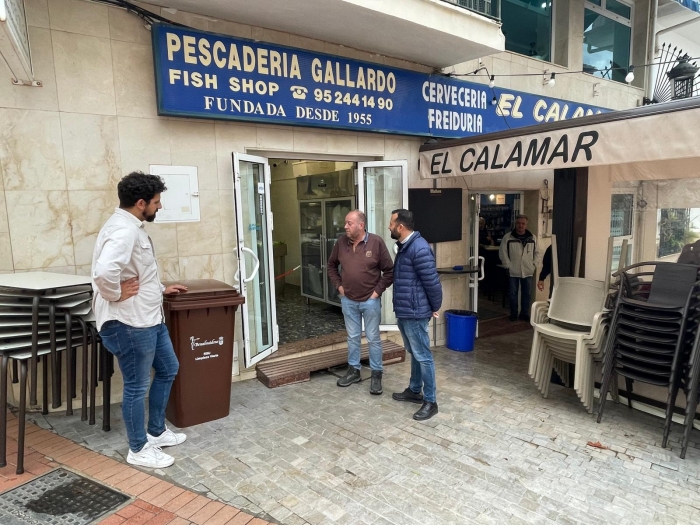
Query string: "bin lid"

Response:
xmin=162 ymin=280 xmax=243 ymax=303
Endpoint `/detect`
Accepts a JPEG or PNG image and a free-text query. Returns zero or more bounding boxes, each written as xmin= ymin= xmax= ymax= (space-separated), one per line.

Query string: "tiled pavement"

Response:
xmin=24 ymin=330 xmax=700 ymax=524
xmin=0 ymin=412 xmax=272 ymax=524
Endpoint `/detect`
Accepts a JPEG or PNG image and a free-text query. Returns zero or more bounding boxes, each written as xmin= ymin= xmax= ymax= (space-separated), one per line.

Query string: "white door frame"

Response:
xmin=233 ymin=152 xmax=279 ymax=367
xmin=357 ymin=160 xmax=408 ymax=331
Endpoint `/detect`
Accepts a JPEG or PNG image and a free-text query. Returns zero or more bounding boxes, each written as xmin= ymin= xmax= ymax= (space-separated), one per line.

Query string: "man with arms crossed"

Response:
xmin=92 ymin=172 xmax=188 ymax=468
xmin=328 ymin=210 xmax=394 ymax=395
xmin=389 ymin=209 xmax=442 ymax=421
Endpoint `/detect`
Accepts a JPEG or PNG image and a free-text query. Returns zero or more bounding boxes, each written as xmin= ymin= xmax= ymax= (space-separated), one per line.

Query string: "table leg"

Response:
xmin=0 ymin=354 xmax=8 ymax=468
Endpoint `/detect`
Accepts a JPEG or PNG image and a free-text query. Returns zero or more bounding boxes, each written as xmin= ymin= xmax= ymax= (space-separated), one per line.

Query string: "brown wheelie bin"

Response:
xmin=162 ymin=280 xmax=244 ymax=427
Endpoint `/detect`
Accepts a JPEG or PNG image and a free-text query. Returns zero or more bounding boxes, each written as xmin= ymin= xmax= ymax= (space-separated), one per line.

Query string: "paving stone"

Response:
xmin=32 ymin=331 xmax=700 ymax=525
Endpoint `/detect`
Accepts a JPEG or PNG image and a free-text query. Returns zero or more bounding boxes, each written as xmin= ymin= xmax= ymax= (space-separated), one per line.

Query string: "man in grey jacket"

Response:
xmin=499 ymin=214 xmax=540 ymax=322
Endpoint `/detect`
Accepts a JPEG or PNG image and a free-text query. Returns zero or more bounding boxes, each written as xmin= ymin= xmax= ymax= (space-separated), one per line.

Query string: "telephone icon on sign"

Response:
xmin=290 ymin=86 xmax=308 ymax=99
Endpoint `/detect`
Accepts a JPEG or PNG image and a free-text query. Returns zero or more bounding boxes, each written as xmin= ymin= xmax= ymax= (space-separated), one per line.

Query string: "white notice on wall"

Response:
xmin=150 ymin=165 xmax=201 ymax=223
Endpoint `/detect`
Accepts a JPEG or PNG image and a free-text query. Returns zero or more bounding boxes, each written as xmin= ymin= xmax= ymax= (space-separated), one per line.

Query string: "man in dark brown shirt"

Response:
xmin=328 ymin=210 xmax=394 ymax=395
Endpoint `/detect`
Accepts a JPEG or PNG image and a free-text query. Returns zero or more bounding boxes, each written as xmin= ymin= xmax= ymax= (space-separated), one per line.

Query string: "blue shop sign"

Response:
xmin=152 ymin=23 xmax=609 ymax=138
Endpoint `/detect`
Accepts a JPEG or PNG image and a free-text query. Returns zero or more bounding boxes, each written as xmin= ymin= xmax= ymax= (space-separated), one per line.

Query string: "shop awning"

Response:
xmin=419 ymin=98 xmax=700 ymax=179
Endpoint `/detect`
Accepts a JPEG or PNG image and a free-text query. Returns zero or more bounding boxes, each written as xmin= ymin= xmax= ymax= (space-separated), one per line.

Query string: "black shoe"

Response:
xmin=392 ymin=388 xmax=424 ymax=404
xmin=509 ymin=315 xmax=518 ymax=322
xmin=413 ymin=401 xmax=438 ymax=421
xmin=370 ymin=370 xmax=383 ymax=395
xmin=337 ymin=367 xmax=361 ymax=387
xmin=519 ymin=314 xmax=530 ymax=322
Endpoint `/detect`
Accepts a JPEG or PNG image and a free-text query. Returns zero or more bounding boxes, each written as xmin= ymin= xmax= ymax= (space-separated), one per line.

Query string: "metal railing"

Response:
xmin=441 ymin=0 xmax=501 ymax=20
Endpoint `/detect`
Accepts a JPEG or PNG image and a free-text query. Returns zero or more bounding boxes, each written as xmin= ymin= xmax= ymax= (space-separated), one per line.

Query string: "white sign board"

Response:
xmin=0 ymin=0 xmax=33 ymax=80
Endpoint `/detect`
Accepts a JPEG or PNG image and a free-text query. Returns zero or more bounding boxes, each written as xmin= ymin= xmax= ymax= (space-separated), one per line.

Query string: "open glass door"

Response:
xmin=357 ymin=160 xmax=408 ymax=330
xmin=468 ymin=193 xmax=483 ymax=321
xmin=233 ymin=153 xmax=278 ymax=367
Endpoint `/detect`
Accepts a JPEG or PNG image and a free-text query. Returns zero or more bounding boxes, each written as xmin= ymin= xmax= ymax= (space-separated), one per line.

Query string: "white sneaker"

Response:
xmin=147 ymin=425 xmax=187 ymax=448
xmin=127 ymin=442 xmax=174 ymax=468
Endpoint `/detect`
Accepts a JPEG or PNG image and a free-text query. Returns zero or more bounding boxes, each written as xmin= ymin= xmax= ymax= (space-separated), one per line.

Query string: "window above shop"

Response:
xmin=583 ymin=0 xmax=633 ymax=84
xmin=501 ymin=0 xmax=552 ymax=62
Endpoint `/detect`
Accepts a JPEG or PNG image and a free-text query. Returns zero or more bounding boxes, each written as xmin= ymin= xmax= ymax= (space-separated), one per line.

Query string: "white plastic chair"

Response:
xmin=528 ymin=236 xmax=616 ymax=412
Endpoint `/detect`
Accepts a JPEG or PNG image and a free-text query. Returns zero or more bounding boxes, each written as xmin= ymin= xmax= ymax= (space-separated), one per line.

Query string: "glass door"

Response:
xmin=469 ymin=192 xmax=481 ymax=316
xmin=324 ymin=198 xmax=353 ymax=305
xmin=358 ymin=161 xmax=408 ymax=330
xmin=299 ymin=201 xmax=324 ymax=301
xmin=610 ymin=190 xmax=636 ymax=271
xmin=233 ymin=153 xmax=278 ymax=367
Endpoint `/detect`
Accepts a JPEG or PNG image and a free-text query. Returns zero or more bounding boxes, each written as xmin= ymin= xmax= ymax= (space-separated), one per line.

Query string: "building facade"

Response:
xmin=3 ymin=0 xmax=694 ymax=390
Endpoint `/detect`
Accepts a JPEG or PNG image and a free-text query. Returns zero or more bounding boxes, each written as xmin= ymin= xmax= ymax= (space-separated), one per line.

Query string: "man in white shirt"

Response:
xmin=92 ymin=172 xmax=188 ymax=469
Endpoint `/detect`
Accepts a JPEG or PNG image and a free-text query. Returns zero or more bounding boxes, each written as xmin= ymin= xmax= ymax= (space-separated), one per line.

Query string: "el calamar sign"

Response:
xmin=152 ymin=23 xmax=609 ymax=138
xmin=419 ymin=103 xmax=700 ymax=177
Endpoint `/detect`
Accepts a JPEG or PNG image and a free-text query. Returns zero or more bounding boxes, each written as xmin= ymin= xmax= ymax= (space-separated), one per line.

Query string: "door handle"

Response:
xmin=478 ymin=256 xmax=485 ymax=281
xmin=240 ymin=246 xmax=260 ymax=283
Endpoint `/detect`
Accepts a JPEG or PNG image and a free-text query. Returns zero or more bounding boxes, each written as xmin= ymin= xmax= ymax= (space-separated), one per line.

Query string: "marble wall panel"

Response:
xmin=222 ymin=252 xmax=239 ymax=287
xmin=175 ymin=190 xmax=222 ymax=257
xmin=118 ymin=117 xmax=171 ymax=174
xmin=169 ymin=121 xmax=218 ymax=190
xmin=25 ymin=0 xmax=50 ymax=28
xmin=257 ymin=127 xmax=294 ymax=151
xmin=214 ymin=123 xmax=257 ymax=190
xmin=179 ymin=254 xmax=225 ymax=281
xmin=112 ymin=40 xmax=158 ymax=118
xmin=6 ymin=190 xmax=74 ymax=269
xmin=0 ymin=192 xmax=8 ymax=233
xmin=219 ymin=191 xmax=236 ymax=253
xmin=384 ymin=138 xmax=414 ymax=161
xmin=357 ymin=135 xmax=385 ymax=156
xmin=68 ymin=190 xmax=118 ymax=265
xmin=143 ymin=223 xmax=178 ymax=258
xmin=48 ymin=0 xmax=109 ymax=37
xmin=0 ymin=109 xmax=66 ymax=191
xmin=107 ymin=6 xmax=152 ymax=44
xmin=61 ymin=113 xmax=121 ymax=190
xmin=14 ymin=266 xmax=76 ymax=275
xmin=293 ymin=131 xmax=328 ymax=153
xmin=0 ymin=233 xmax=13 ymax=271
xmin=52 ymin=31 xmax=116 ymax=115
xmin=326 ymin=134 xmax=359 ymax=155
xmin=158 ymin=257 xmax=181 ymax=282
xmin=0 ymin=27 xmax=58 ymax=111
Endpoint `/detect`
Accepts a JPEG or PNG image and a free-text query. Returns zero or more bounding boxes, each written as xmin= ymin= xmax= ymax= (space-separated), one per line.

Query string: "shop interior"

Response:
xmin=268 ymin=162 xmax=551 ymax=343
xmin=475 ymin=192 xmax=521 ymax=320
xmin=269 ymin=159 xmax=355 ymax=345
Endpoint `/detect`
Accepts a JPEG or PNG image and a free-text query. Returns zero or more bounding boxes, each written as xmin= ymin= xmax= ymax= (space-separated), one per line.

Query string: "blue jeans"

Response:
xmin=397 ymin=318 xmax=436 ymax=403
xmin=99 ymin=321 xmax=179 ymax=453
xmin=509 ymin=276 xmax=532 ymax=319
xmin=340 ymin=296 xmax=383 ymax=371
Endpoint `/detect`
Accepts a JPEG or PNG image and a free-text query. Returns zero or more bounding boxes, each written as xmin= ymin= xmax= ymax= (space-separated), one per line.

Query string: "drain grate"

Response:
xmin=0 ymin=468 xmax=130 ymax=525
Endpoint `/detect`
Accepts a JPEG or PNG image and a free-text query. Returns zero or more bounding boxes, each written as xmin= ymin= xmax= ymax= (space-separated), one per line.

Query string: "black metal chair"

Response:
xmin=596 ymin=262 xmax=700 ymax=454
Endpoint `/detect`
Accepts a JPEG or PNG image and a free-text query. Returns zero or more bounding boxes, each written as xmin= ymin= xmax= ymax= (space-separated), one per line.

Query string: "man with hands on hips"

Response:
xmin=92 ymin=171 xmax=188 ymax=469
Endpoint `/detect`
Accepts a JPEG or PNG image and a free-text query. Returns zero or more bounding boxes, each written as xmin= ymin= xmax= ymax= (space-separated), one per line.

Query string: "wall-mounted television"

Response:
xmin=407 ymin=188 xmax=462 ymax=243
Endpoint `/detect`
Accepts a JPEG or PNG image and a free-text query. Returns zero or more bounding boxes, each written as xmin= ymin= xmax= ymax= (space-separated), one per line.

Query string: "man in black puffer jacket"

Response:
xmin=388 ymin=209 xmax=443 ymax=421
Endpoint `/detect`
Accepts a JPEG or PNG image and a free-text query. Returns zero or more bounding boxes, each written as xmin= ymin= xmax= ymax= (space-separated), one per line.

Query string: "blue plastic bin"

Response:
xmin=445 ymin=310 xmax=478 ymax=352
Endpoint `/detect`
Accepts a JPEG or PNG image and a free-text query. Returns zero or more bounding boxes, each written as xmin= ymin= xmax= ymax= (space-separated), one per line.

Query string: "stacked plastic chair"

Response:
xmin=680 ymin=318 xmax=700 ymax=458
xmin=596 ymin=261 xmax=700 ymax=457
xmin=528 ymin=236 xmax=615 ymax=412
